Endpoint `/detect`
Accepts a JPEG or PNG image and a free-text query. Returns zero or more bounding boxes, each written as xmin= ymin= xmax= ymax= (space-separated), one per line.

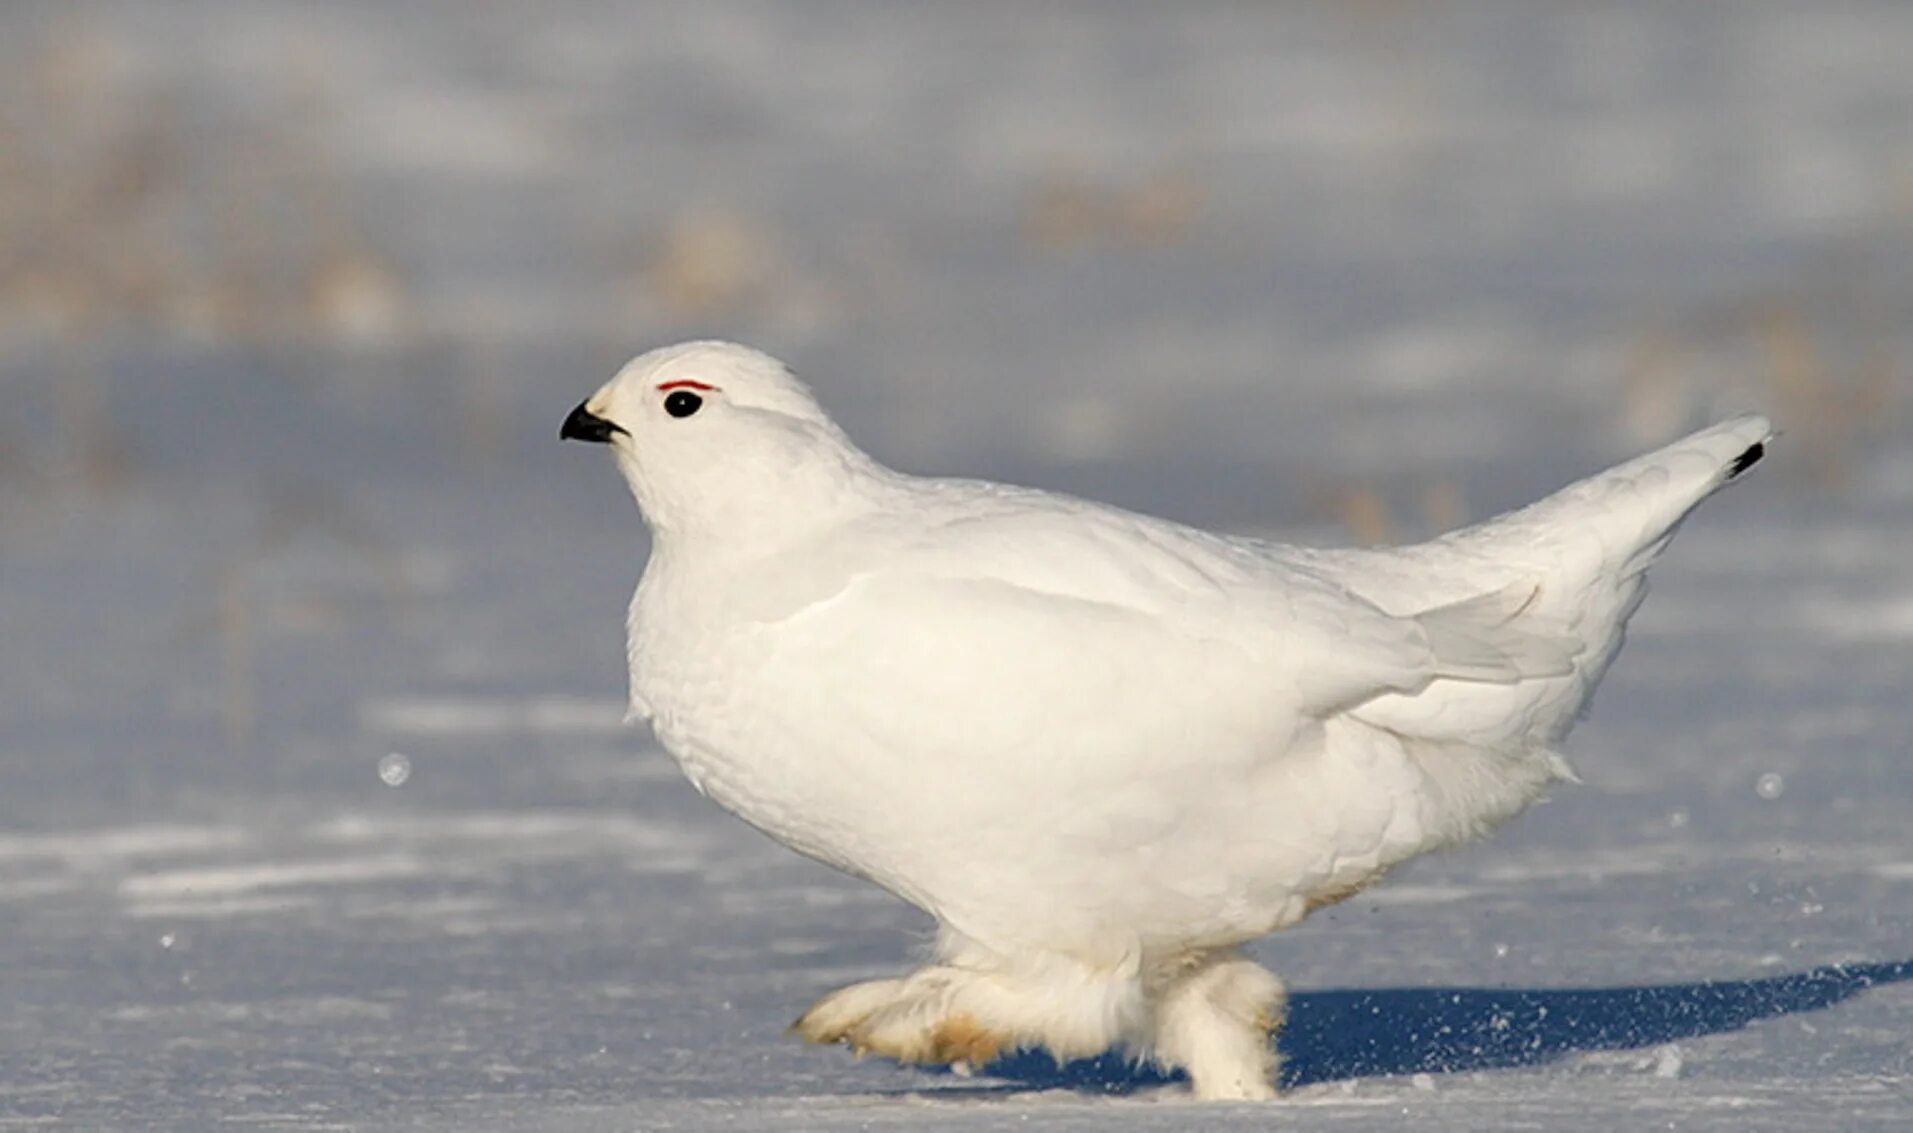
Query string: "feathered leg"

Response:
xmin=1148 ymin=948 xmax=1286 ymax=1101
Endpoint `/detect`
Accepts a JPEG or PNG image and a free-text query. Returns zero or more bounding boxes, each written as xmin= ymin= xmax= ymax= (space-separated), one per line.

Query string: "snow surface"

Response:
xmin=1 ymin=3 xmax=1909 ymax=1129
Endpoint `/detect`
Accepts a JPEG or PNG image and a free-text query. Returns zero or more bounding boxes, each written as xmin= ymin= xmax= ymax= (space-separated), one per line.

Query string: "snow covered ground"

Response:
xmin=1 ymin=3 xmax=1909 ymax=1129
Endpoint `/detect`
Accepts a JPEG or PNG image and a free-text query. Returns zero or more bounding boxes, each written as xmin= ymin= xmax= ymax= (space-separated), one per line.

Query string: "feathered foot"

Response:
xmin=793 ymin=947 xmax=1143 ymax=1074
xmin=792 ymin=970 xmax=1009 ymax=1068
xmin=1149 ymin=949 xmax=1286 ymax=1101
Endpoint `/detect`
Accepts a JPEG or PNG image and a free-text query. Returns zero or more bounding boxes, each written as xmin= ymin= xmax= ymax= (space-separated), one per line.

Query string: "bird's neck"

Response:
xmin=633 ymin=446 xmax=895 ymax=557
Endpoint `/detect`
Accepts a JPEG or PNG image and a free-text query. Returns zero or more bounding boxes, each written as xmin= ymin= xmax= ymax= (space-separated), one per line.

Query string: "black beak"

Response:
xmin=560 ymin=401 xmax=626 ymax=444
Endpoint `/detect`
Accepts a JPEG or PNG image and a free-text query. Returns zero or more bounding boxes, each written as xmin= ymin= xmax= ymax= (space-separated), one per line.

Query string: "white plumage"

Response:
xmin=560 ymin=340 xmax=1772 ymax=1100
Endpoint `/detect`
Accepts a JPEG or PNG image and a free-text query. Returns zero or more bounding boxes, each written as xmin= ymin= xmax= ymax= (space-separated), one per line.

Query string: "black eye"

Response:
xmin=664 ymin=390 xmax=703 ymax=418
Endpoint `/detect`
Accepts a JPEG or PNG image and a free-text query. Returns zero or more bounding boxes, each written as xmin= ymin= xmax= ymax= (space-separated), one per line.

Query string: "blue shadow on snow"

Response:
xmin=968 ymin=959 xmax=1911 ymax=1094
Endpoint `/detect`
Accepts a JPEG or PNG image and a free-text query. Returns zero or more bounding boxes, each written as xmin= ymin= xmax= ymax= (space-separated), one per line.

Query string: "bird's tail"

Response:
xmin=1348 ymin=414 xmax=1773 ymax=748
xmin=1448 ymin=413 xmax=1774 ymax=585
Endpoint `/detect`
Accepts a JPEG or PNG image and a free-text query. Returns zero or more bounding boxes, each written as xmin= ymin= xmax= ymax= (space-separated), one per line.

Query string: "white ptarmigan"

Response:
xmin=561 ymin=340 xmax=1771 ymax=1101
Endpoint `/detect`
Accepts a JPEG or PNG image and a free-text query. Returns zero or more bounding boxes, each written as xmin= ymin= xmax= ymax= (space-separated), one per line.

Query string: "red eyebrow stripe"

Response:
xmin=656 ymin=379 xmax=719 ymax=392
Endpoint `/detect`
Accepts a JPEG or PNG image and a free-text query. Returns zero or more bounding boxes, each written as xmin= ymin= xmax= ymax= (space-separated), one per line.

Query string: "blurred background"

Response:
xmin=2 ymin=3 xmax=1910 ymax=1126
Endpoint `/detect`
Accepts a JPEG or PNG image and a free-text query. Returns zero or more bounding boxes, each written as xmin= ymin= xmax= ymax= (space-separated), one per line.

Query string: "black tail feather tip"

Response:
xmin=1727 ymin=441 xmax=1766 ymax=479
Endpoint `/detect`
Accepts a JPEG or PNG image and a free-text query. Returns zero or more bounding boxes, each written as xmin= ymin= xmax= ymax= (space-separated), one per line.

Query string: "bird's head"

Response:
xmin=562 ymin=340 xmax=880 ymax=542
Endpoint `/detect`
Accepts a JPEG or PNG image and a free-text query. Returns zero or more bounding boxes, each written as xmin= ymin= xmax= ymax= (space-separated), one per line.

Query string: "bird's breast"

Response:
xmin=629 ymin=598 xmax=902 ymax=885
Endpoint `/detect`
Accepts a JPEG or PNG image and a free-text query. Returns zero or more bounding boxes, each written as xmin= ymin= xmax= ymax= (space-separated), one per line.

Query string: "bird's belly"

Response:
xmin=633 ymin=631 xmax=1467 ymax=954
xmin=969 ymin=723 xmax=1438 ymax=949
